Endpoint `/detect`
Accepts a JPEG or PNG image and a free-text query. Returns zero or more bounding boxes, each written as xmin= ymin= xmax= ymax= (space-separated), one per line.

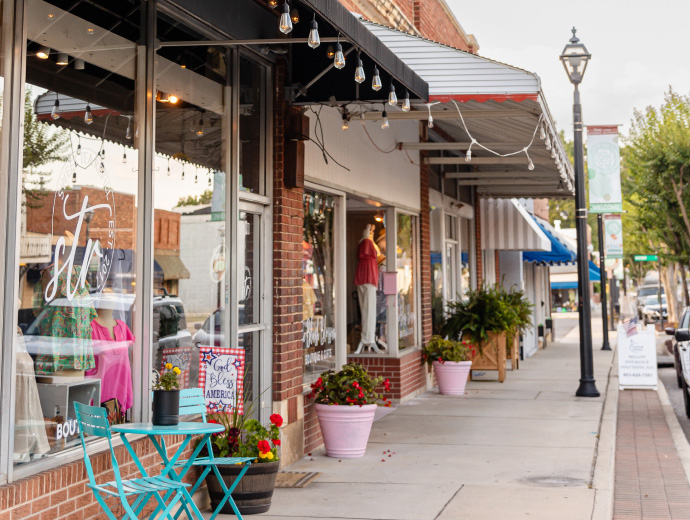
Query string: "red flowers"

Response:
xmin=257 ymin=440 xmax=271 ymax=454
xmin=270 ymin=414 xmax=284 ymax=427
xmin=272 ymin=439 xmax=281 ymax=446
xmin=383 ymin=378 xmax=390 ymax=391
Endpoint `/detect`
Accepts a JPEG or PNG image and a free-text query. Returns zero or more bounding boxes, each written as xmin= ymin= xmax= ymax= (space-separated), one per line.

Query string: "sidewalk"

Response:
xmin=236 ymin=323 xmax=617 ymax=520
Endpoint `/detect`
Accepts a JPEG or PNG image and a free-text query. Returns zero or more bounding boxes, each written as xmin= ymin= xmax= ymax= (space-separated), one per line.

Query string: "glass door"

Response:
xmin=238 ymin=201 xmax=269 ymax=418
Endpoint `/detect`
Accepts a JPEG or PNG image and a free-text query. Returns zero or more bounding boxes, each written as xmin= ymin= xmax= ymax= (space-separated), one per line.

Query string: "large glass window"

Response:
xmin=14 ymin=1 xmax=141 ymax=466
xmin=397 ymin=213 xmax=417 ymax=350
xmin=303 ymin=190 xmax=336 ymax=384
xmin=239 ymin=57 xmax=266 ymax=195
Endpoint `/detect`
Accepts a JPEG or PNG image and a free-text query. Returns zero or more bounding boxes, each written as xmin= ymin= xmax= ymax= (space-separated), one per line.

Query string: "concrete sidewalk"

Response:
xmin=224 ymin=323 xmax=617 ymax=520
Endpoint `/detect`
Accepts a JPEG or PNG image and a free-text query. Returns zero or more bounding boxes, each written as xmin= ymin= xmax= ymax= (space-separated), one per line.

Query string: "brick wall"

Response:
xmin=346 ymin=349 xmax=426 ymax=400
xmin=153 ymin=210 xmax=181 ymax=251
xmin=0 ymin=436 xmax=198 ymax=520
xmin=419 ymin=122 xmax=432 ymax=346
xmin=272 ymin=62 xmax=304 ymax=421
xmin=495 ymin=250 xmax=500 ymax=285
xmin=474 ymin=197 xmax=482 ymax=287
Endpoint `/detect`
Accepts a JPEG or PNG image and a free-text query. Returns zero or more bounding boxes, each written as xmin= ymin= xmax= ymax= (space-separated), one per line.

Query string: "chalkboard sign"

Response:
xmin=198 ymin=347 xmax=245 ymax=414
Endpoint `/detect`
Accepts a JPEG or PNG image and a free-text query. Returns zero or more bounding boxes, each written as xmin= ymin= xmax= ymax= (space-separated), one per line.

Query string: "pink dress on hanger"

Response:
xmin=86 ymin=320 xmax=134 ymax=411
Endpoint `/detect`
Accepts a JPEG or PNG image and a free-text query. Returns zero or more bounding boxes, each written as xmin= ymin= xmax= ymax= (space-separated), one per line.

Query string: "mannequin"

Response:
xmin=354 ymin=224 xmax=381 ymax=353
xmin=86 ymin=301 xmax=135 ymax=411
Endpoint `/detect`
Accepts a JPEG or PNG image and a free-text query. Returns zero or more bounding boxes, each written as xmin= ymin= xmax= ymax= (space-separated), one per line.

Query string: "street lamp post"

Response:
xmin=560 ymin=28 xmax=600 ymax=397
xmin=597 ymin=213 xmax=611 ymax=350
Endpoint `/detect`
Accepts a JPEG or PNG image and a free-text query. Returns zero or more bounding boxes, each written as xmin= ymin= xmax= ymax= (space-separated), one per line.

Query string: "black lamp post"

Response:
xmin=560 ymin=28 xmax=600 ymax=397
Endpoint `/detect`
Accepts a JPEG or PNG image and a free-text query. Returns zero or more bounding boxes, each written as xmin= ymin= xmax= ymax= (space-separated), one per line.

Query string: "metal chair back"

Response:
xmin=179 ymin=388 xmax=208 ymax=421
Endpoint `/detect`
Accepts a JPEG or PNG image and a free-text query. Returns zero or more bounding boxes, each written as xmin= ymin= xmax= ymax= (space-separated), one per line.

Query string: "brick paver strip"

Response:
xmin=614 ymin=390 xmax=690 ymax=520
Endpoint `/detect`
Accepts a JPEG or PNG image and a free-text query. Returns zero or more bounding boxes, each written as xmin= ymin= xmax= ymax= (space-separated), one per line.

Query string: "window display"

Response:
xmin=397 ymin=214 xmax=417 ymax=350
xmin=303 ymin=191 xmax=337 ymax=384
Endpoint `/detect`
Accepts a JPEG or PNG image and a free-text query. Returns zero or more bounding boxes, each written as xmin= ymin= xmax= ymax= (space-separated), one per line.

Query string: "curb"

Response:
xmin=657 ymin=376 xmax=690 ymax=484
xmin=591 ymin=348 xmax=618 ymax=520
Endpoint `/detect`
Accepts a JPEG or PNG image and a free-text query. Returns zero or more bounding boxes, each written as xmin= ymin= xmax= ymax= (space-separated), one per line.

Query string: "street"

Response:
xmin=659 ymin=367 xmax=690 ymax=441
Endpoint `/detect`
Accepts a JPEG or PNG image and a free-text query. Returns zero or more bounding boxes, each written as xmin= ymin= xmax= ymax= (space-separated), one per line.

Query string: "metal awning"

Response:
xmin=162 ymin=0 xmax=428 ymax=104
xmin=154 ymin=254 xmax=191 ymax=281
xmin=480 ymin=199 xmax=550 ymax=252
xmin=358 ymin=17 xmax=574 ymax=198
xmin=523 ymin=217 xmax=577 ymax=266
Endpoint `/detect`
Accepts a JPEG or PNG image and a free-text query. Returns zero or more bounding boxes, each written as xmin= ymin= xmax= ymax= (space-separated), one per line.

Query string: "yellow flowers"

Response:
xmin=173 ymin=367 xmax=181 ymax=375
xmin=165 ymin=363 xmax=173 ymax=370
xmin=258 ymin=451 xmax=274 ymax=460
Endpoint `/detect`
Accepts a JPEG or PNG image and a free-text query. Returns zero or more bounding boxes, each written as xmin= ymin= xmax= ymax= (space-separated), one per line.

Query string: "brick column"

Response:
xmin=475 ymin=197 xmax=483 ymax=287
xmin=419 ymin=122 xmax=432 ymax=346
xmin=272 ymin=62 xmax=305 ymax=465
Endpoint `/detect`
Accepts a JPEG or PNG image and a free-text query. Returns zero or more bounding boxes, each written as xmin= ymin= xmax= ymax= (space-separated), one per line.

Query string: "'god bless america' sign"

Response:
xmin=198 ymin=347 xmax=245 ymax=414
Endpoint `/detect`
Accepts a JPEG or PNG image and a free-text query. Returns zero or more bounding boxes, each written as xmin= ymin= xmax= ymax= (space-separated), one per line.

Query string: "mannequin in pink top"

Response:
xmin=86 ymin=304 xmax=134 ymax=412
xmin=354 ymin=224 xmax=382 ymax=354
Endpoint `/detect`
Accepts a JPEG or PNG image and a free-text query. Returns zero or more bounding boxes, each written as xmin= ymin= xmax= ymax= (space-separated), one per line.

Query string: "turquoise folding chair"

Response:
xmin=171 ymin=388 xmax=253 ymax=520
xmin=74 ymin=402 xmax=203 ymax=520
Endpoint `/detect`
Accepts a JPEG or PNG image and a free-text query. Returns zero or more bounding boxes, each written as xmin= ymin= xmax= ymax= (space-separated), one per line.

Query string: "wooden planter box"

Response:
xmin=470 ymin=331 xmax=507 ymax=383
xmin=507 ymin=333 xmax=519 ymax=371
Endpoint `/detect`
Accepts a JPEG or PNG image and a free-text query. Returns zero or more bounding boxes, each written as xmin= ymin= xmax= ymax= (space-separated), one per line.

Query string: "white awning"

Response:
xmin=358 ymin=16 xmax=574 ymax=199
xmin=480 ymin=199 xmax=550 ymax=251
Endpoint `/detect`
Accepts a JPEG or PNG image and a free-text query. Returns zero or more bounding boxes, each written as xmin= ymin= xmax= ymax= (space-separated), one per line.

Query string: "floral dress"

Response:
xmin=33 ymin=265 xmax=97 ymax=374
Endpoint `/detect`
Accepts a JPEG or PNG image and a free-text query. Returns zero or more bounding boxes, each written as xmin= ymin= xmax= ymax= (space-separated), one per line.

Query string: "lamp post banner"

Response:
xmin=604 ymin=214 xmax=624 ymax=259
xmin=587 ymin=125 xmax=622 ymax=213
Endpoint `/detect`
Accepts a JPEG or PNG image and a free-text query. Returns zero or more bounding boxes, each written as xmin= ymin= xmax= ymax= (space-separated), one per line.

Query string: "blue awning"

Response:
xmin=551 ymin=281 xmax=578 ymax=290
xmin=589 ymin=260 xmax=601 ymax=282
xmin=523 ymin=217 xmax=577 ymax=266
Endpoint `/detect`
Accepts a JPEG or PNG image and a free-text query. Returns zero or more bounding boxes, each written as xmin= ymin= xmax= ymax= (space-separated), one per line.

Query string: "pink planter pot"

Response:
xmin=433 ymin=360 xmax=472 ymax=395
xmin=315 ymin=403 xmax=377 ymax=458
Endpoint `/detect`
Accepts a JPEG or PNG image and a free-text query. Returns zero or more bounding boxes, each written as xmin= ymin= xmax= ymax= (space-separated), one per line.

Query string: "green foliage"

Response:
xmin=233 ymin=418 xmax=281 ymax=462
xmin=441 ymin=285 xmax=532 ymax=355
xmin=421 ymin=335 xmax=475 ymax=368
xmin=153 ymin=363 xmax=180 ymax=391
xmin=176 ymin=189 xmax=213 ymax=207
xmin=307 ymin=362 xmax=391 ymax=407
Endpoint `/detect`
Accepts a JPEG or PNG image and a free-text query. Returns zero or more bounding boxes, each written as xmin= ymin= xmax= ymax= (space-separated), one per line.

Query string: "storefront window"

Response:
xmin=240 ymin=57 xmax=265 ymax=194
xmin=397 ymin=213 xmax=417 ymax=350
xmin=14 ymin=1 xmax=140 ymax=465
xmin=154 ymin=21 xmax=230 ymax=397
xmin=303 ymin=190 xmax=336 ymax=384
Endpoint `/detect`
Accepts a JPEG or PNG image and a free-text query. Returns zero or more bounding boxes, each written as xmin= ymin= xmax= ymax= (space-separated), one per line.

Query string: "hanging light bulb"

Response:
xmin=122 ymin=150 xmax=127 ymax=164
xmin=208 ymin=176 xmax=212 ymax=187
xmin=381 ymin=109 xmax=389 ymax=130
xmin=101 ymin=148 xmax=106 ymax=159
xmin=372 ymin=66 xmax=382 ymax=91
xmin=268 ymin=0 xmax=278 ymax=7
xmin=545 ymin=133 xmax=552 ymax=151
xmin=84 ymin=104 xmax=93 ymax=125
xmin=525 ymin=148 xmax=534 ymax=170
xmin=342 ymin=113 xmax=349 ymax=131
xmin=354 ymin=55 xmax=365 ymax=84
xmin=36 ymin=46 xmax=50 ymax=59
xmin=426 ymin=104 xmax=434 ymax=129
xmin=290 ymin=7 xmax=299 ymax=23
xmin=551 ymin=149 xmax=557 ymax=159
xmin=51 ymin=99 xmax=60 ymax=120
xmin=195 ymin=173 xmax=198 ymax=184
xmin=72 ymin=170 xmax=77 ymax=184
xmin=86 ymin=27 xmax=95 ymax=36
xmin=56 ymin=52 xmax=68 ymax=66
xmin=76 ymin=142 xmax=81 ymax=155
xmin=388 ymin=82 xmax=397 ymax=106
xmin=465 ymin=139 xmax=475 ymax=162
xmin=167 ymin=160 xmax=171 ymax=176
xmin=539 ymin=123 xmax=547 ymax=140
xmin=126 ymin=118 xmax=132 ymax=140
xmin=196 ymin=113 xmax=205 ymax=136
xmin=402 ymin=91 xmax=410 ymax=112
xmin=308 ymin=17 xmax=320 ymax=48
xmin=73 ymin=58 xmax=85 ymax=70
xmin=279 ymin=2 xmax=293 ymax=34
xmin=181 ymin=166 xmax=185 ymax=180
xmin=334 ymin=42 xmax=346 ymax=69
xmin=326 ymin=45 xmax=335 ymax=59
xmin=99 ymin=162 xmax=105 ymax=174
xmin=168 ymin=94 xmax=179 ymax=104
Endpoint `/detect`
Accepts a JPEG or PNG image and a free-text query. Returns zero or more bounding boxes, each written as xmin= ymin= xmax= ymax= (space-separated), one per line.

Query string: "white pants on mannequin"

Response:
xmin=356 ymin=284 xmax=380 ymax=353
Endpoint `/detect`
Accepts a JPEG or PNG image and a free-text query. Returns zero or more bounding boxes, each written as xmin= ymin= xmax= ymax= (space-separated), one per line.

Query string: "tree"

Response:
xmin=176 ymin=189 xmax=213 ymax=207
xmin=22 ymin=89 xmax=69 ymax=207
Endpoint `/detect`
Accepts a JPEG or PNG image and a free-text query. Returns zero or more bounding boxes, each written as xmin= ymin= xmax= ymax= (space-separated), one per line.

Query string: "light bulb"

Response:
xmin=36 ymin=46 xmax=50 ymax=59
xmin=279 ymin=2 xmax=293 ymax=34
xmin=101 ymin=148 xmax=106 ymax=158
xmin=181 ymin=169 xmax=185 ymax=180
xmin=76 ymin=143 xmax=81 ymax=155
xmin=126 ymin=121 xmax=132 ymax=140
xmin=51 ymin=99 xmax=60 ymax=120
xmin=326 ymin=45 xmax=335 ymax=59
xmin=168 ymin=94 xmax=179 ymax=104
xmin=526 ymin=150 xmax=534 ymax=170
xmin=428 ymin=113 xmax=434 ymax=129
xmin=86 ymin=27 xmax=95 ymax=36
xmin=551 ymin=149 xmax=556 ymax=159
xmin=465 ymin=149 xmax=472 ymax=162
xmin=381 ymin=110 xmax=389 ymax=130
xmin=342 ymin=114 xmax=349 ymax=131
xmin=354 ymin=57 xmax=365 ymax=83
xmin=56 ymin=53 xmax=68 ymax=66
xmin=268 ymin=0 xmax=278 ymax=7
xmin=196 ymin=114 xmax=204 ymax=136
xmin=290 ymin=7 xmax=299 ymax=23
xmin=545 ymin=134 xmax=552 ymax=150
xmin=84 ymin=104 xmax=93 ymax=125
xmin=308 ymin=19 xmax=320 ymax=48
xmin=122 ymin=152 xmax=127 ymax=164
xmin=195 ymin=174 xmax=198 ymax=184
xmin=74 ymin=58 xmax=85 ymax=70
xmin=99 ymin=162 xmax=105 ymax=173
xmin=208 ymin=176 xmax=212 ymax=186
xmin=372 ymin=66 xmax=382 ymax=91
xmin=334 ymin=43 xmax=345 ymax=69
xmin=540 ymin=124 xmax=546 ymax=140
xmin=72 ymin=171 xmax=77 ymax=184
xmin=388 ymin=83 xmax=397 ymax=106
xmin=167 ymin=164 xmax=171 ymax=176
xmin=402 ymin=91 xmax=410 ymax=112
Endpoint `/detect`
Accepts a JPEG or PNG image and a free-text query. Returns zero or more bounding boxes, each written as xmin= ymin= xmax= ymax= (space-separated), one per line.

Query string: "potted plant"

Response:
xmin=204 ymin=410 xmax=284 ymax=515
xmin=422 ymin=335 xmax=475 ymax=395
xmin=500 ymin=287 xmax=533 ymax=370
xmin=442 ymin=285 xmax=512 ymax=382
xmin=308 ymin=362 xmax=391 ymax=458
xmin=152 ymin=363 xmax=181 ymax=425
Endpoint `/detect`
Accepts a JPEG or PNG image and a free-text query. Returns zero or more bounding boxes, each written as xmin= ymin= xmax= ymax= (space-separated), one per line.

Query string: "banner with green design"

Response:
xmin=604 ymin=214 xmax=623 ymax=259
xmin=587 ymin=126 xmax=622 ymax=213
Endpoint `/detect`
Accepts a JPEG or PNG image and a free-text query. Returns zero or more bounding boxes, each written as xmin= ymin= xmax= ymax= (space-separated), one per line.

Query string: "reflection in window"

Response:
xmin=240 ymin=57 xmax=264 ymax=194
xmin=397 ymin=214 xmax=417 ymax=349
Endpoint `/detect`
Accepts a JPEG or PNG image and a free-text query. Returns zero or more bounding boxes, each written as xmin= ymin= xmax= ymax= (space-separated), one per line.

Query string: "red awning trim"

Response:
xmin=430 ymin=93 xmax=540 ymax=104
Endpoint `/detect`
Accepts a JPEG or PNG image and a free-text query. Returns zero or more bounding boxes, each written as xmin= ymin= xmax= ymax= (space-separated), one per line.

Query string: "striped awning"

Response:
xmin=480 ymin=199 xmax=550 ymax=251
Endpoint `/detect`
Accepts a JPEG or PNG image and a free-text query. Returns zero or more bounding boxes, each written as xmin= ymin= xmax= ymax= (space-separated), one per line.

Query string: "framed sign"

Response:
xmin=617 ymin=324 xmax=657 ymax=390
xmin=198 ymin=347 xmax=245 ymax=414
xmin=161 ymin=347 xmax=192 ymax=389
xmin=604 ymin=215 xmax=624 ymax=259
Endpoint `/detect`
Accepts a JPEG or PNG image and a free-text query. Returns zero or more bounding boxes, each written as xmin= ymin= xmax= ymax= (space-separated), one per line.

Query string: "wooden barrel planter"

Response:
xmin=205 ymin=460 xmax=280 ymax=515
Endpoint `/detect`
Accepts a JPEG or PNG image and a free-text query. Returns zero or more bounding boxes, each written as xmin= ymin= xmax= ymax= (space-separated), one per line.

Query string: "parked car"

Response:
xmin=636 ymin=284 xmax=665 ymax=319
xmin=641 ymin=295 xmax=668 ymax=325
xmin=665 ymin=307 xmax=690 ymax=388
xmin=671 ymin=317 xmax=690 ymax=417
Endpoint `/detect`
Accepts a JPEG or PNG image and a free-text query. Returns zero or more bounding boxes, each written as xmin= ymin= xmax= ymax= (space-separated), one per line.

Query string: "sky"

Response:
xmin=446 ymin=0 xmax=690 ymax=142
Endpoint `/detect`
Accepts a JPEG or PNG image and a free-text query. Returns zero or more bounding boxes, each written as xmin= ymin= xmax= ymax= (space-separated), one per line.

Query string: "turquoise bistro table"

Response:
xmin=112 ymin=422 xmax=224 ymax=518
